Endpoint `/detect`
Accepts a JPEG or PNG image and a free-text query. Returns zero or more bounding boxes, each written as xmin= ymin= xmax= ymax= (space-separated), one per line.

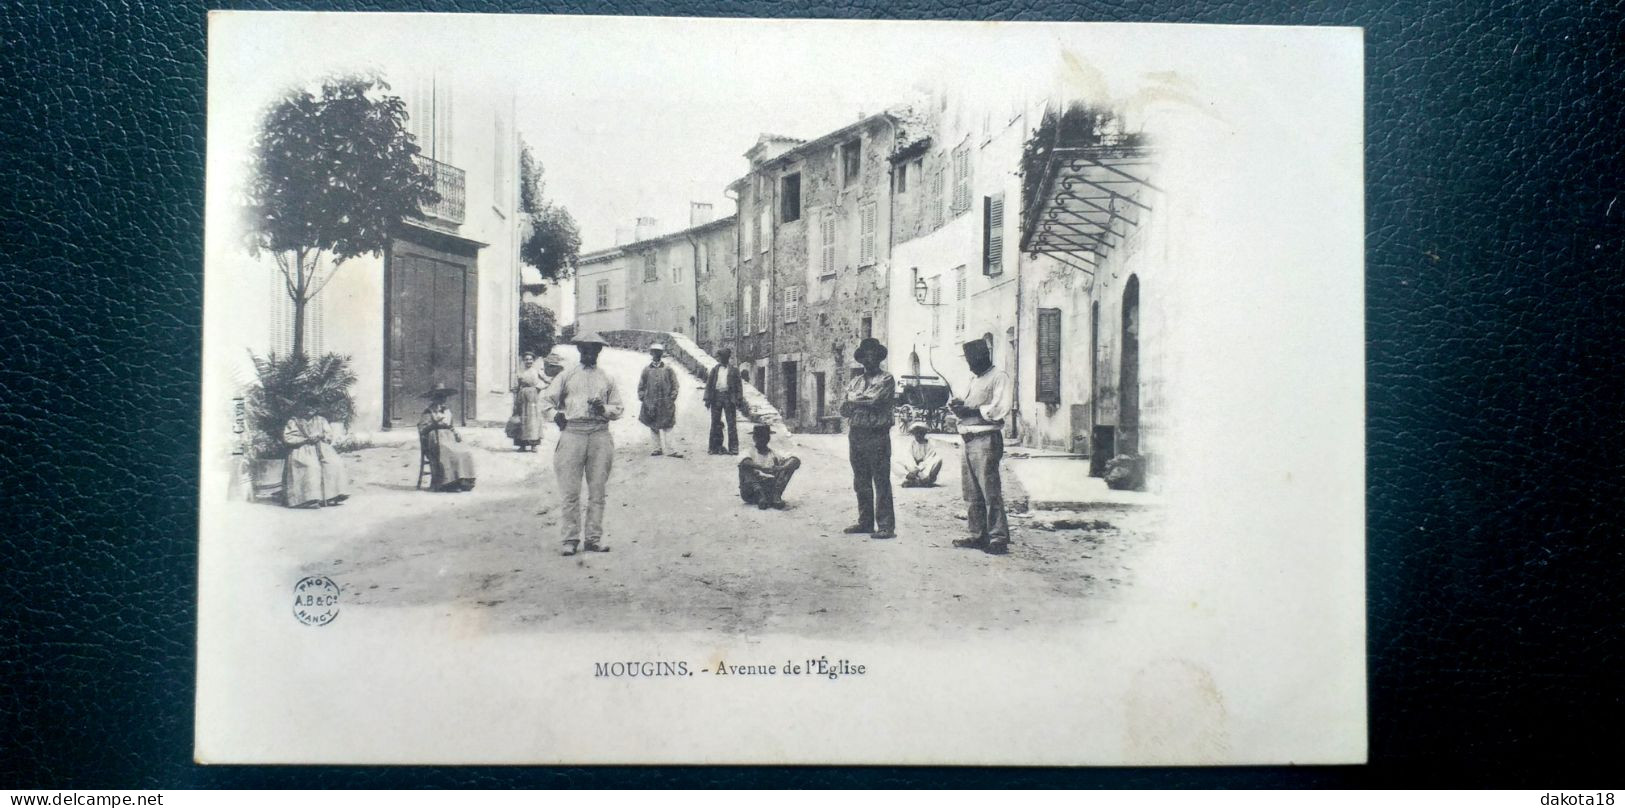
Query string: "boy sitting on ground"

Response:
xmin=738 ymin=423 xmax=801 ymax=510
xmin=896 ymin=420 xmax=943 ymax=487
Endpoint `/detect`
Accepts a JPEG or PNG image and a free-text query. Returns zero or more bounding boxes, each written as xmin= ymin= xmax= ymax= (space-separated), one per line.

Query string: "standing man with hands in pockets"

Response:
xmin=704 ymin=347 xmax=745 ymax=455
xmin=542 ymin=331 xmax=625 ymax=557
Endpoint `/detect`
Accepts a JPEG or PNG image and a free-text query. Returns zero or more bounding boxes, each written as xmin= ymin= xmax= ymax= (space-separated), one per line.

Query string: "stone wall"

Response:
xmin=596 ymin=328 xmax=790 ymax=438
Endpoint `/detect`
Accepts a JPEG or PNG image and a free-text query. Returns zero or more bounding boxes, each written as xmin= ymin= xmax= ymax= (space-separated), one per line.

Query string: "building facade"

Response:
xmin=223 ymin=73 xmax=523 ymax=432
xmin=888 ymin=90 xmax=1029 ymax=425
xmin=573 ymin=214 xmax=737 ymax=340
xmin=573 ymin=246 xmax=630 ymax=334
xmin=725 ymin=117 xmax=903 ymax=431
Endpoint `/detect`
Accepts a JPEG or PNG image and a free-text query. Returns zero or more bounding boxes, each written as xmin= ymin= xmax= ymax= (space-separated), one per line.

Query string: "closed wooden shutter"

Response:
xmin=931 ymin=164 xmax=946 ymax=230
xmin=821 ymin=211 xmax=836 ymax=276
xmin=1037 ymin=307 xmax=1062 ymax=404
xmin=952 ymin=144 xmax=971 ymax=214
xmin=758 ymin=279 xmax=769 ymax=332
xmin=984 ymin=193 xmax=1004 ymax=275
xmin=783 ymin=286 xmax=800 ymax=323
xmin=859 ymin=202 xmax=877 ymax=265
xmin=955 ymin=266 xmax=967 ymax=333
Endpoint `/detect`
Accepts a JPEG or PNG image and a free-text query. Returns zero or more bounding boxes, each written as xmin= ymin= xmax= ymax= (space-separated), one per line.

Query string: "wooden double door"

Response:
xmin=386 ymin=235 xmax=478 ymax=427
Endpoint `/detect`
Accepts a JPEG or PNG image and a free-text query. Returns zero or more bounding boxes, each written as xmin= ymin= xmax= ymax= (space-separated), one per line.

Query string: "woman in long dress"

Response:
xmin=418 ymin=384 xmax=477 ymax=492
xmin=281 ymin=399 xmax=349 ymax=508
xmin=511 ymin=352 xmax=547 ymax=451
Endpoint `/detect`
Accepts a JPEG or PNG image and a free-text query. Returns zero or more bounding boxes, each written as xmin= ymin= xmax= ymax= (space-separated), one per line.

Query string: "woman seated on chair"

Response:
xmin=282 ymin=394 xmax=349 ymax=508
xmin=418 ymin=383 xmax=477 ymax=492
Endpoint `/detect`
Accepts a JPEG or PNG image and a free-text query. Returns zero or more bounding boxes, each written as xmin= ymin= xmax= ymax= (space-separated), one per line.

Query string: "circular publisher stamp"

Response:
xmin=292 ymin=575 xmax=340 ymax=626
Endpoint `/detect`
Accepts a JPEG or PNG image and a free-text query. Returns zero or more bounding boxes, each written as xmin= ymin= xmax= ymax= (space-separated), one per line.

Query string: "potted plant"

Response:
xmin=242 ymin=351 xmax=357 ymax=501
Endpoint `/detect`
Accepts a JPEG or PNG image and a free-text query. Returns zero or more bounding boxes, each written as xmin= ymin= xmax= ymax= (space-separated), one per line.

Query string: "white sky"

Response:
xmin=204 ymin=12 xmax=1263 ymax=251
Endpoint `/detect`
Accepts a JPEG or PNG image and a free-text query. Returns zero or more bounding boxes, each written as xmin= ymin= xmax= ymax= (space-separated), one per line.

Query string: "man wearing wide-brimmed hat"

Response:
xmin=838 ymin=337 xmax=897 ymax=539
xmin=949 ymin=338 xmax=1012 ymax=555
xmin=540 ymin=331 xmax=625 ymax=556
xmin=637 ymin=341 xmax=682 ymax=458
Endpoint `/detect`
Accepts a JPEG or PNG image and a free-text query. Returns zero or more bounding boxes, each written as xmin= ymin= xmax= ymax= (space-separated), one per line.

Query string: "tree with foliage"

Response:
xmin=517 ymin=139 xmax=582 ymax=286
xmin=518 ymin=301 xmax=558 ymax=358
xmin=244 ymin=74 xmax=438 ymax=360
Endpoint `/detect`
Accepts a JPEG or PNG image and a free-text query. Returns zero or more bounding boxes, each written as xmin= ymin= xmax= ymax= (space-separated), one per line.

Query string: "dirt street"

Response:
xmin=261 ymin=347 xmax=1158 ymax=639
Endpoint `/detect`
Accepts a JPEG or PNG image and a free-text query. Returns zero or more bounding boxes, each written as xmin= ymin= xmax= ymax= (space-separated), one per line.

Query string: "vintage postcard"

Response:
xmin=197 ymin=12 xmax=1365 ymax=764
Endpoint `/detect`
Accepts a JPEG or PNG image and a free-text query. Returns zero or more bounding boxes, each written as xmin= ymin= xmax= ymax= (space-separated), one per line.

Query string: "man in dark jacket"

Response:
xmin=704 ymin=348 xmax=745 ymax=455
xmin=840 ymin=337 xmax=897 ymax=539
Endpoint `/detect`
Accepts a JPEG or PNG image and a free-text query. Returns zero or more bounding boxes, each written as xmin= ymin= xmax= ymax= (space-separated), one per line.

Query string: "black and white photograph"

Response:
xmin=197 ymin=12 xmax=1365 ymax=765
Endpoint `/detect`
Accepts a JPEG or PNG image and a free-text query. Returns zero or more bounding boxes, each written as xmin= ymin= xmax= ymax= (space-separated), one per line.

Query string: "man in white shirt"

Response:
xmin=895 ymin=420 xmax=944 ymax=487
xmin=541 ymin=331 xmax=625 ymax=556
xmin=949 ymin=338 xmax=1011 ymax=554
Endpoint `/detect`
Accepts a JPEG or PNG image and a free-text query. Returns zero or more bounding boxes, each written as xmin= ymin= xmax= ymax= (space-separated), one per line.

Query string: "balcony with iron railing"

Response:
xmin=409 ymin=154 xmax=466 ymax=228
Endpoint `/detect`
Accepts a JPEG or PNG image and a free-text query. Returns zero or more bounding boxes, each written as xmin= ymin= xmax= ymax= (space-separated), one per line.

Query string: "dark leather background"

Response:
xmin=3 ymin=0 xmax=1622 ymax=789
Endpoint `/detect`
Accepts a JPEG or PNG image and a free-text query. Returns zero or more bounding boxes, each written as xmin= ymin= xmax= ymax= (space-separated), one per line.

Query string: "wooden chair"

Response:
xmin=415 ymin=430 xmax=434 ymax=490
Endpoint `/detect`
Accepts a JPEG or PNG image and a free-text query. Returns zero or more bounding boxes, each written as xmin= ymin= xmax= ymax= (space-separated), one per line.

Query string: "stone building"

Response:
xmin=725 ymin=115 xmax=905 ymax=431
xmin=574 ymin=210 xmax=737 ymax=341
xmin=216 ymin=73 xmax=524 ymax=432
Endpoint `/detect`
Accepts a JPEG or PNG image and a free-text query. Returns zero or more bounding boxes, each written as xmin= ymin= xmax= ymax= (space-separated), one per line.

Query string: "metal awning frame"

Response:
xmin=1020 ymin=145 xmax=1157 ymax=270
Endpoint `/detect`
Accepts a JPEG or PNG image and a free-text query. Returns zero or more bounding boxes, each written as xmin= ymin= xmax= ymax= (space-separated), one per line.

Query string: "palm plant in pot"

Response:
xmin=242 ymin=351 xmax=357 ymax=499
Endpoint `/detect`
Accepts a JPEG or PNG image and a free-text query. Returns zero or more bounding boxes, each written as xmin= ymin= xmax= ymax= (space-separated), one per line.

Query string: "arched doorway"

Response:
xmin=1119 ymin=275 xmax=1141 ymax=455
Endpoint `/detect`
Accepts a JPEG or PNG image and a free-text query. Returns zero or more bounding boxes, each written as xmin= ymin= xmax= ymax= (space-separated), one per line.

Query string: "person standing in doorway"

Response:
xmin=949 ymin=339 xmax=1011 ymax=554
xmin=542 ymin=331 xmax=625 ymax=556
xmin=839 ymin=337 xmax=897 ymax=539
xmin=638 ymin=342 xmax=683 ymax=458
xmin=704 ymin=347 xmax=744 ymax=455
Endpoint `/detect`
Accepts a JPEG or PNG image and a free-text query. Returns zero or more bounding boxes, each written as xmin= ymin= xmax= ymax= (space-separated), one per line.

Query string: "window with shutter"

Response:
xmin=952 ymin=144 xmax=972 ymax=214
xmin=859 ymin=202 xmax=877 ymax=266
xmin=643 ymin=252 xmax=657 ymax=282
xmin=930 ymin=281 xmax=941 ymax=338
xmin=723 ymin=300 xmax=737 ymax=338
xmin=820 ymin=211 xmax=836 ymax=277
xmin=596 ymin=280 xmax=609 ymax=311
xmin=955 ymin=266 xmax=967 ymax=333
xmin=758 ymin=279 xmax=770 ymax=333
xmin=783 ymin=286 xmax=800 ymax=323
xmin=747 ymin=285 xmax=757 ymax=333
xmin=931 ymin=163 xmax=946 ymax=230
xmin=1037 ymin=308 xmax=1062 ymax=404
xmin=759 ymin=208 xmax=770 ymax=254
xmin=741 ymin=208 xmax=754 ymax=254
xmin=983 ymin=193 xmax=1005 ymax=275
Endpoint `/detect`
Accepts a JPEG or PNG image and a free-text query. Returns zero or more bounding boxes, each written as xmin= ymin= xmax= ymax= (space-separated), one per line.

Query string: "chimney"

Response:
xmin=634 ymin=216 xmax=659 ymax=242
xmin=690 ymin=202 xmax=714 ymax=228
